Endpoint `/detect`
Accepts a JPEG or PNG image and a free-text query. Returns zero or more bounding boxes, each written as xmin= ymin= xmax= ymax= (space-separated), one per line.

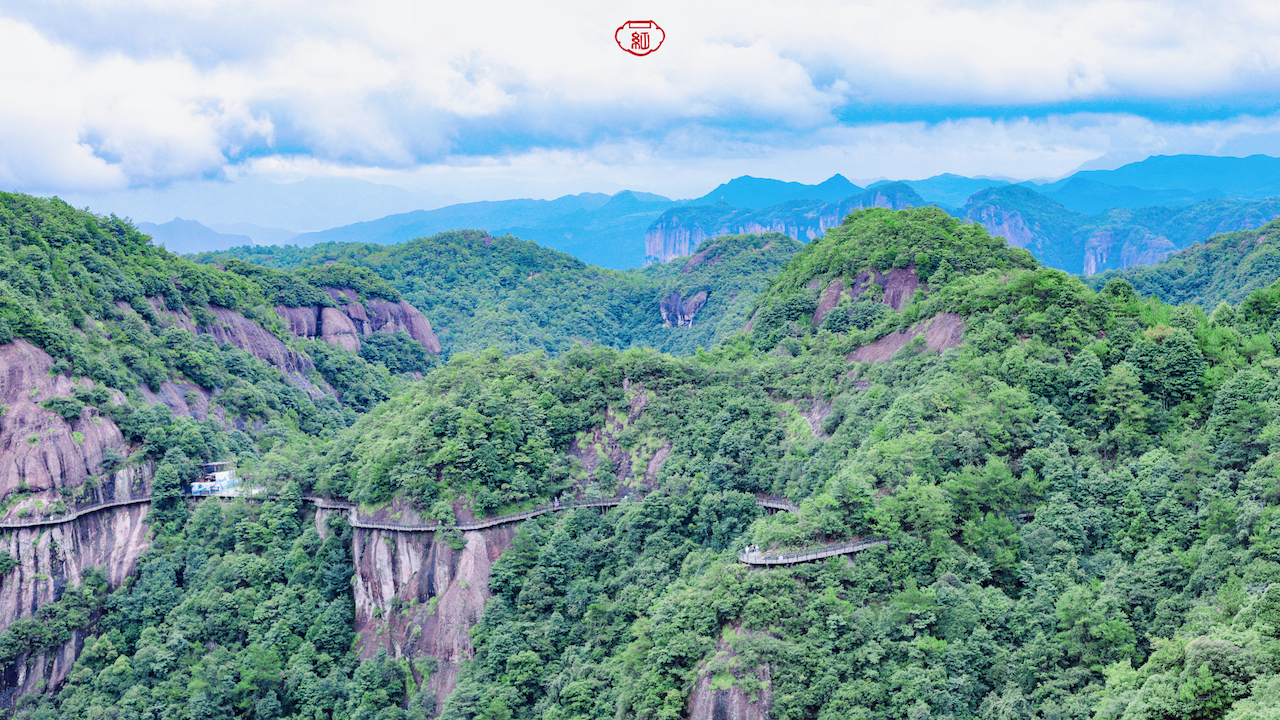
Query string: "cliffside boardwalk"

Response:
xmin=0 ymin=493 xmax=629 ymax=532
xmin=0 ymin=492 xmax=883 ymax=566
xmin=0 ymin=495 xmax=154 ymax=530
xmin=306 ymin=496 xmax=625 ymax=531
xmin=737 ymin=538 xmax=889 ymax=566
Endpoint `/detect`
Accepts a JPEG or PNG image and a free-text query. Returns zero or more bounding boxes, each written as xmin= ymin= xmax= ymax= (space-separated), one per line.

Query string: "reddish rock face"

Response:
xmin=846 ymin=313 xmax=965 ymax=363
xmin=0 ymin=341 xmax=141 ymax=518
xmin=274 ymin=289 xmax=441 ymax=355
xmin=0 ymin=341 xmax=155 ymax=699
xmin=129 ymin=298 xmax=326 ymax=396
xmin=348 ymin=520 xmax=518 ymax=715
xmin=847 ymin=267 xmax=921 ymax=311
xmin=812 ymin=278 xmax=847 ymax=326
xmin=321 ymin=307 xmax=362 ymax=352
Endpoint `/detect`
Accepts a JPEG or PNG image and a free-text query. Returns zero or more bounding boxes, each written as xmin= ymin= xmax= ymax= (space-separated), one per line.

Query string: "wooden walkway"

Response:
xmin=0 ymin=496 xmax=154 ymax=530
xmin=0 ymin=493 xmax=629 ymax=533
xmin=0 ymin=488 xmax=883 ymax=567
xmin=306 ymin=496 xmax=625 ymax=532
xmin=738 ymin=538 xmax=888 ymax=566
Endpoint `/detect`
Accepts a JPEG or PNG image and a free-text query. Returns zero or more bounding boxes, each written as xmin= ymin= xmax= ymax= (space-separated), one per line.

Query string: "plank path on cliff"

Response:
xmin=0 ymin=492 xmax=887 ymax=565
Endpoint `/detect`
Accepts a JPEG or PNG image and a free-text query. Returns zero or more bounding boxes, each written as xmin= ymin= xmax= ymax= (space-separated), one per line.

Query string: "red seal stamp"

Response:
xmin=616 ymin=21 xmax=664 ymax=56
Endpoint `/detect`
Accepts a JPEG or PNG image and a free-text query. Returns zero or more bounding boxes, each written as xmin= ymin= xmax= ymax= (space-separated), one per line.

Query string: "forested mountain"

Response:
xmin=11 ymin=198 xmax=1280 ymax=720
xmin=195 ymin=231 xmax=803 ymax=358
xmin=136 ymin=218 xmax=255 ymax=254
xmin=645 ymin=169 xmax=1280 ymax=276
xmin=289 ymin=191 xmax=678 ymax=270
xmin=690 ymin=174 xmax=862 ymax=208
xmin=1087 ymin=218 xmax=1280 ymax=308
xmin=0 ymin=192 xmax=445 ymax=710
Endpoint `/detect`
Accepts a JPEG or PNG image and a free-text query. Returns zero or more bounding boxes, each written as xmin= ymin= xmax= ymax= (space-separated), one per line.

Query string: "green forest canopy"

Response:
xmin=8 ymin=199 xmax=1280 ymax=720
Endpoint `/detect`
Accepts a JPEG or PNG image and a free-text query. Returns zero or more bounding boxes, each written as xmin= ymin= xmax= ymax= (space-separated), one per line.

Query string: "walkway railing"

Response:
xmin=756 ymin=497 xmax=799 ymax=513
xmin=0 ymin=493 xmax=629 ymax=532
xmin=0 ymin=496 xmax=153 ymax=530
xmin=307 ymin=496 xmax=625 ymax=532
xmin=738 ymin=538 xmax=888 ymax=566
xmin=0 ymin=490 xmax=805 ymax=538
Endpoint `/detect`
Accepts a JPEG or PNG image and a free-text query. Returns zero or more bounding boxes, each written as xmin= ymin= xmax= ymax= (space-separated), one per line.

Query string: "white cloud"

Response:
xmin=6 ymin=0 xmax=1280 ymax=195
xmin=222 ymin=113 xmax=1280 ymax=202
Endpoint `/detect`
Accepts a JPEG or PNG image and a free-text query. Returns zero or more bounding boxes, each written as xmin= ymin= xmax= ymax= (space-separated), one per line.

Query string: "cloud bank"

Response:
xmin=4 ymin=0 xmax=1280 ymax=200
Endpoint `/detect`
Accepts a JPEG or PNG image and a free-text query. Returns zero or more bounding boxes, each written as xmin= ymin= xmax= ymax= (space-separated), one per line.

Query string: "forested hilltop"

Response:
xmin=195 ymin=231 xmax=803 ymax=357
xmin=1088 ymin=217 xmax=1280 ymax=309
xmin=9 ymin=200 xmax=1280 ymax=720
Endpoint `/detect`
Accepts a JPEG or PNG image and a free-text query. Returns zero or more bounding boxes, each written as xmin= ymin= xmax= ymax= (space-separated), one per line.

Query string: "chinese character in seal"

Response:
xmin=616 ymin=21 xmax=664 ymax=56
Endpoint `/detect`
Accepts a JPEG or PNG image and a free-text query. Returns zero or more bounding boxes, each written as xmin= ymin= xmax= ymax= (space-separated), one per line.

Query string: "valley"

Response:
xmin=5 ymin=193 xmax=1280 ymax=720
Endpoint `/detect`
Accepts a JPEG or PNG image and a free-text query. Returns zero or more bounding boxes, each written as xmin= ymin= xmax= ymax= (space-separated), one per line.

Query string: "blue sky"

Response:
xmin=4 ymin=0 xmax=1280 ymax=215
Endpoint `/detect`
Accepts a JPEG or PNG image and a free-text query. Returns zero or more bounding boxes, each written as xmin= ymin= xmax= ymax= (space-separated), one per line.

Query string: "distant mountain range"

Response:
xmin=127 ymin=154 xmax=1280 ymax=277
xmin=643 ymin=157 xmax=1280 ymax=274
xmin=290 ymin=190 xmax=678 ymax=269
xmin=691 ymin=174 xmax=862 ymax=208
xmin=62 ymin=176 xmax=455 ymax=234
xmin=135 ymin=218 xmax=256 ymax=254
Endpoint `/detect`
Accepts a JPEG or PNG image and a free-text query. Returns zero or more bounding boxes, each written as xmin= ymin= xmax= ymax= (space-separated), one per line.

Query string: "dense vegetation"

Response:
xmin=11 ymin=201 xmax=1280 ymax=720
xmin=196 ymin=230 xmax=802 ymax=357
xmin=9 ymin=489 xmax=442 ymax=720
xmin=428 ymin=210 xmax=1280 ymax=720
xmin=1089 ymin=218 xmax=1280 ymax=309
xmin=0 ymin=192 xmax=413 ymax=410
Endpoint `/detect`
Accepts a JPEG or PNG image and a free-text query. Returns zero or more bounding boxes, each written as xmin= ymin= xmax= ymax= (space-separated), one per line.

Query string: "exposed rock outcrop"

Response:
xmin=660 ymin=291 xmax=709 ymax=327
xmin=123 ymin=298 xmax=326 ymax=396
xmin=847 ymin=313 xmax=965 ymax=363
xmin=1082 ymin=227 xmax=1177 ymax=275
xmin=349 ymin=524 xmax=517 ymax=715
xmin=686 ymin=633 xmax=773 ymax=720
xmin=0 ymin=341 xmax=155 ymax=700
xmin=0 ymin=503 xmax=153 ymax=700
xmin=967 ymin=205 xmax=1038 ymax=250
xmin=135 ymin=381 xmax=218 ymax=422
xmin=800 ymin=268 xmax=922 ymax=331
xmin=811 ymin=278 xmax=846 ymax=326
xmin=276 ymin=289 xmax=441 ymax=355
xmin=0 ymin=341 xmax=145 ymax=518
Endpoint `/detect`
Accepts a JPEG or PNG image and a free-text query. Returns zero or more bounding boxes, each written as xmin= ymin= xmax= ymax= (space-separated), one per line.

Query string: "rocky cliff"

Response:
xmin=964 ymin=186 xmax=1280 ymax=276
xmin=127 ymin=297 xmax=327 ymax=397
xmin=0 ymin=341 xmax=145 ymax=517
xmin=1081 ymin=227 xmax=1177 ymax=276
xmin=0 ymin=288 xmax=389 ymax=700
xmin=275 ymin=288 xmax=441 ymax=355
xmin=0 ymin=340 xmax=155 ymax=698
xmin=660 ymin=291 xmax=709 ymax=327
xmin=645 ymin=183 xmax=925 ymax=264
xmin=685 ymin=630 xmax=773 ymax=720
xmin=342 ymin=517 xmax=517 ymax=715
